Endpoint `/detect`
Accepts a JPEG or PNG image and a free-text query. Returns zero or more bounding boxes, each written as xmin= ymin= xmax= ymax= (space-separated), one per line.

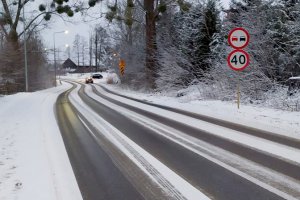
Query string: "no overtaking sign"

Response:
xmin=228 ymin=27 xmax=250 ymax=49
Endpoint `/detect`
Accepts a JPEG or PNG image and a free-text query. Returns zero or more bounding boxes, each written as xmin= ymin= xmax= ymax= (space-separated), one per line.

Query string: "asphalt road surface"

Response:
xmin=55 ymin=81 xmax=300 ymax=200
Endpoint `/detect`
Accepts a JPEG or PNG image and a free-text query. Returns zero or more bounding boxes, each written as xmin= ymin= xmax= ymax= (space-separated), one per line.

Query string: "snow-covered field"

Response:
xmin=0 ymin=83 xmax=82 ymax=200
xmin=0 ymin=72 xmax=299 ymax=200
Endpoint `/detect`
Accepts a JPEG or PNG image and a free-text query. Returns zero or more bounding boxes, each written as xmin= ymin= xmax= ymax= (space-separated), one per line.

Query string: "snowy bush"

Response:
xmin=106 ymin=73 xmax=120 ymax=85
xmin=155 ymin=50 xmax=190 ymax=92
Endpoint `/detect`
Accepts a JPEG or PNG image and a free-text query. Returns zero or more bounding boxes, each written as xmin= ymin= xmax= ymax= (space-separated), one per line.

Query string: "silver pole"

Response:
xmin=53 ymin=33 xmax=56 ymax=87
xmin=23 ymin=3 xmax=28 ymax=92
xmin=53 ymin=30 xmax=68 ymax=86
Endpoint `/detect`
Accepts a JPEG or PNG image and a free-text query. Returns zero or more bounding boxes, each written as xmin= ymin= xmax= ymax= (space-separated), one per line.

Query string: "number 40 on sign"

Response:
xmin=227 ymin=49 xmax=249 ymax=71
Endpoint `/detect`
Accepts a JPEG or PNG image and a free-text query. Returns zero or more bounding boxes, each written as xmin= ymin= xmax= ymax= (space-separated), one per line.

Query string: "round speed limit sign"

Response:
xmin=227 ymin=49 xmax=250 ymax=71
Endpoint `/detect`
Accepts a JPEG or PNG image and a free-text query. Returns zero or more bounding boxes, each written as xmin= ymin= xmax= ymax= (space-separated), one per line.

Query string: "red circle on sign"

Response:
xmin=227 ymin=49 xmax=250 ymax=71
xmin=228 ymin=27 xmax=250 ymax=49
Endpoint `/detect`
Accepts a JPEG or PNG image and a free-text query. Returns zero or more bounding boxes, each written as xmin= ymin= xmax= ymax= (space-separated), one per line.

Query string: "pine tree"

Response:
xmin=270 ymin=0 xmax=300 ymax=78
xmin=196 ymin=0 xmax=220 ymax=75
xmin=172 ymin=1 xmax=220 ymax=80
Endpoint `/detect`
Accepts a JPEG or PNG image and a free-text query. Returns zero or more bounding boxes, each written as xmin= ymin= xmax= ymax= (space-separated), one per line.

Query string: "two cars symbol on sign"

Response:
xmin=227 ymin=49 xmax=250 ymax=71
xmin=228 ymin=27 xmax=250 ymax=49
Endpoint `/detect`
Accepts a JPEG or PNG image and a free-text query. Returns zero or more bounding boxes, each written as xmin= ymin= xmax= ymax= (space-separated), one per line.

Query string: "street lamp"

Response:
xmin=53 ymin=30 xmax=68 ymax=87
xmin=23 ymin=1 xmax=28 ymax=92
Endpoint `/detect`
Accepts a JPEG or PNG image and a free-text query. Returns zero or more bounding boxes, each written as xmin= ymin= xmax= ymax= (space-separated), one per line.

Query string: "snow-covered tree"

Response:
xmin=89 ymin=0 xmax=192 ymax=89
xmin=171 ymin=1 xmax=220 ymax=80
xmin=93 ymin=25 xmax=111 ymax=71
xmin=267 ymin=0 xmax=300 ymax=79
xmin=155 ymin=3 xmax=191 ymax=91
xmin=73 ymin=34 xmax=81 ymax=67
xmin=207 ymin=0 xmax=277 ymax=100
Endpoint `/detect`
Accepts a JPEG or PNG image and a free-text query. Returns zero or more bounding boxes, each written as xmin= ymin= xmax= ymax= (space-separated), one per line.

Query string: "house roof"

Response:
xmin=62 ymin=58 xmax=77 ymax=69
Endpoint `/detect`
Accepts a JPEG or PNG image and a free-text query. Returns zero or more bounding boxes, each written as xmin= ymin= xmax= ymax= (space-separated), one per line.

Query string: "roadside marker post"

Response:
xmin=227 ymin=28 xmax=250 ymax=109
xmin=119 ymin=59 xmax=126 ymax=76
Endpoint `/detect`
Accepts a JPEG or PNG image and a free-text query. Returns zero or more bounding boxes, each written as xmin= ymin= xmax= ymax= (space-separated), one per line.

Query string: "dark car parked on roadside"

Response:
xmin=92 ymin=74 xmax=103 ymax=79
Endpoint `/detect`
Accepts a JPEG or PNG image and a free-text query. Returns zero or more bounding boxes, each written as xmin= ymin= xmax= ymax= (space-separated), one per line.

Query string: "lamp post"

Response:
xmin=23 ymin=2 xmax=28 ymax=92
xmin=53 ymin=30 xmax=68 ymax=87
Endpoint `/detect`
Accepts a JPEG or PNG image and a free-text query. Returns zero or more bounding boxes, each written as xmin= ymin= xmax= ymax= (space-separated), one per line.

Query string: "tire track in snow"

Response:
xmin=68 ymin=82 xmax=210 ymax=200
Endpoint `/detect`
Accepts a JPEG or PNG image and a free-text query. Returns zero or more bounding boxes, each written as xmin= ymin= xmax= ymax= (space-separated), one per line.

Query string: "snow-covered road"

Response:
xmin=57 ymin=80 xmax=300 ymax=199
xmin=1 ymin=78 xmax=300 ymax=200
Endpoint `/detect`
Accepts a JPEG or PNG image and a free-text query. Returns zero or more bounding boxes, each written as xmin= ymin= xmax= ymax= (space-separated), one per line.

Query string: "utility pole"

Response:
xmin=23 ymin=3 xmax=28 ymax=92
xmin=67 ymin=45 xmax=70 ymax=58
xmin=89 ymin=33 xmax=92 ymax=69
xmin=95 ymin=30 xmax=98 ymax=72
xmin=99 ymin=38 xmax=102 ymax=70
xmin=81 ymin=39 xmax=85 ymax=67
xmin=53 ymin=30 xmax=68 ymax=87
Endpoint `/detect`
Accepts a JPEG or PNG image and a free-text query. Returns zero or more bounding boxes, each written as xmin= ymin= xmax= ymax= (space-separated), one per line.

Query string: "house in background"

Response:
xmin=61 ymin=58 xmax=108 ymax=74
xmin=62 ymin=58 xmax=77 ymax=73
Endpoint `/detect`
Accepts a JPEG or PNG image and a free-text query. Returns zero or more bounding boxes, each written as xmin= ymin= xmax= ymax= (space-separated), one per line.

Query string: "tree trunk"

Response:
xmin=89 ymin=37 xmax=92 ymax=69
xmin=128 ymin=25 xmax=133 ymax=46
xmin=144 ymin=0 xmax=157 ymax=89
xmin=7 ymin=29 xmax=19 ymax=48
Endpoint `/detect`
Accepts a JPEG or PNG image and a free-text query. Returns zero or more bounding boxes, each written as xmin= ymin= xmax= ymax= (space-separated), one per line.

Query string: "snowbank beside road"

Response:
xmin=0 ymin=83 xmax=82 ymax=200
xmin=102 ymin=84 xmax=300 ymax=137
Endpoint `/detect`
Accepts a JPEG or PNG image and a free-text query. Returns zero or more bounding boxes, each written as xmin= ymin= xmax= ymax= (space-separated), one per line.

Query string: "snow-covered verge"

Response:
xmin=0 ymin=82 xmax=82 ymax=200
xmin=102 ymin=83 xmax=300 ymax=137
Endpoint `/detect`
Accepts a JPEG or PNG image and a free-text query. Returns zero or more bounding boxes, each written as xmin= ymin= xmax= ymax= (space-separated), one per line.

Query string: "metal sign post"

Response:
xmin=237 ymin=71 xmax=240 ymax=109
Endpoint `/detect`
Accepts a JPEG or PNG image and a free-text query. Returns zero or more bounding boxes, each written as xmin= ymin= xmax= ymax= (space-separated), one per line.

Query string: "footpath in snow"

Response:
xmin=0 ymin=82 xmax=82 ymax=200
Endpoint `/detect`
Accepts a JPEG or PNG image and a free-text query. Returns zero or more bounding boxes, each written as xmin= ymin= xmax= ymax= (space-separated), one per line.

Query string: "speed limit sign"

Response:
xmin=227 ymin=49 xmax=249 ymax=71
